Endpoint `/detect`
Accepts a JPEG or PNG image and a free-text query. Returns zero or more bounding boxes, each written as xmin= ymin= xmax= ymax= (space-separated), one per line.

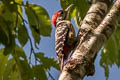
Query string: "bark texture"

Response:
xmin=59 ymin=0 xmax=120 ymax=80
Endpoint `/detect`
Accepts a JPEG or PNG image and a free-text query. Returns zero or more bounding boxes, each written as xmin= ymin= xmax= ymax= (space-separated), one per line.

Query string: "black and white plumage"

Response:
xmin=55 ymin=20 xmax=76 ymax=71
xmin=52 ymin=4 xmax=77 ymax=71
xmin=55 ymin=22 xmax=69 ymax=55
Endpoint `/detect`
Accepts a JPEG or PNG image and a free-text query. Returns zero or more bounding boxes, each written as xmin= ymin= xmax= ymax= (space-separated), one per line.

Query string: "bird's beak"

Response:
xmin=65 ymin=4 xmax=74 ymax=19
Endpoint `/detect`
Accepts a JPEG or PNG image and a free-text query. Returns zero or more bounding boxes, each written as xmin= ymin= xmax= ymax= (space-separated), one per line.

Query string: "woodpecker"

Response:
xmin=52 ymin=4 xmax=77 ymax=71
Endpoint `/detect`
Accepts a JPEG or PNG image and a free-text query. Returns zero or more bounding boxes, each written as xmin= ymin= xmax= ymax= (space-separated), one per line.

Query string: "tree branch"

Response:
xmin=58 ymin=0 xmax=120 ymax=80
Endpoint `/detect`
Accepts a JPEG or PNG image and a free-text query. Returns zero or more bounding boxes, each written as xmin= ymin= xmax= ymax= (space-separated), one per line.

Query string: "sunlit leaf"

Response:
xmin=3 ymin=58 xmax=17 ymax=80
xmin=29 ymin=4 xmax=52 ymax=36
xmin=15 ymin=0 xmax=23 ymax=4
xmin=0 ymin=2 xmax=5 ymax=15
xmin=32 ymin=65 xmax=47 ymax=80
xmin=60 ymin=0 xmax=75 ymax=18
xmin=60 ymin=0 xmax=90 ymax=28
xmin=0 ymin=49 xmax=8 ymax=79
xmin=74 ymin=11 xmax=82 ymax=28
xmin=0 ymin=0 xmax=23 ymax=28
xmin=25 ymin=3 xmax=52 ymax=44
xmin=71 ymin=7 xmax=77 ymax=18
xmin=60 ymin=0 xmax=89 ymax=19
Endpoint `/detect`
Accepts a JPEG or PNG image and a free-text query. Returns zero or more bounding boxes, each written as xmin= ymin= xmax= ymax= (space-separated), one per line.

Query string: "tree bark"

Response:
xmin=59 ymin=0 xmax=120 ymax=80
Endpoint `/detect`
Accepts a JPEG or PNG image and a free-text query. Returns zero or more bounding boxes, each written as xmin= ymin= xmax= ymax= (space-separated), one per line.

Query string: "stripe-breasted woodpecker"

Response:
xmin=52 ymin=4 xmax=77 ymax=71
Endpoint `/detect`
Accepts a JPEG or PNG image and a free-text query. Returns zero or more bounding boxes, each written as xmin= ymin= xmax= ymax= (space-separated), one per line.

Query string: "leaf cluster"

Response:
xmin=0 ymin=0 xmax=58 ymax=80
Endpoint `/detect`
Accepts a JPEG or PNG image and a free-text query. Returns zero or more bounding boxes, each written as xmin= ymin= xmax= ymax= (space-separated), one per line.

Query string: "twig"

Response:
xmin=28 ymin=37 xmax=34 ymax=64
xmin=13 ymin=1 xmax=26 ymax=7
xmin=18 ymin=12 xmax=37 ymax=65
xmin=48 ymin=70 xmax=55 ymax=80
xmin=18 ymin=12 xmax=28 ymax=24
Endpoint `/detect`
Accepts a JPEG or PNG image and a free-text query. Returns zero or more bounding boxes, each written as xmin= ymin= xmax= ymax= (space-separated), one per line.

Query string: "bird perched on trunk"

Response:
xmin=52 ymin=4 xmax=77 ymax=71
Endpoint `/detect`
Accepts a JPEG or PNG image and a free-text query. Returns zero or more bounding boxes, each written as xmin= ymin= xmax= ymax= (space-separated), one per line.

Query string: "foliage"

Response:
xmin=0 ymin=0 xmax=58 ymax=80
xmin=0 ymin=0 xmax=120 ymax=80
xmin=60 ymin=0 xmax=90 ymax=28
xmin=100 ymin=26 xmax=120 ymax=80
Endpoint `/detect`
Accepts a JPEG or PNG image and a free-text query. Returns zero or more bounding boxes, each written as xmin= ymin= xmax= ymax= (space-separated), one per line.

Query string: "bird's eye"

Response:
xmin=60 ymin=11 xmax=64 ymax=15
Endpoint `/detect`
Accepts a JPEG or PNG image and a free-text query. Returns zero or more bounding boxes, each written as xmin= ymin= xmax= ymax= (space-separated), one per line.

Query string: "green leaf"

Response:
xmin=17 ymin=60 xmax=32 ymax=80
xmin=60 ymin=0 xmax=90 ymax=28
xmin=0 ymin=16 xmax=15 ymax=55
xmin=31 ymin=26 xmax=41 ymax=44
xmin=60 ymin=0 xmax=75 ymax=18
xmin=2 ymin=0 xmax=17 ymax=12
xmin=3 ymin=58 xmax=17 ymax=80
xmin=14 ymin=46 xmax=27 ymax=61
xmin=2 ymin=8 xmax=16 ymax=22
xmin=0 ymin=17 xmax=10 ymax=45
xmin=60 ymin=0 xmax=89 ymax=19
xmin=0 ymin=1 xmax=22 ymax=26
xmin=71 ymin=7 xmax=77 ymax=18
xmin=0 ymin=0 xmax=23 ymax=35
xmin=3 ymin=57 xmax=32 ymax=80
xmin=0 ymin=2 xmax=5 ymax=15
xmin=76 ymin=0 xmax=90 ymax=19
xmin=10 ymin=68 xmax=20 ymax=80
xmin=35 ymin=53 xmax=59 ymax=70
xmin=12 ymin=46 xmax=32 ymax=80
xmin=14 ymin=0 xmax=23 ymax=3
xmin=25 ymin=3 xmax=52 ymax=39
xmin=0 ymin=3 xmax=17 ymax=55
xmin=100 ymin=27 xmax=120 ymax=80
xmin=30 ymin=4 xmax=52 ymax=36
xmin=0 ymin=49 xmax=9 ymax=79
xmin=3 ymin=33 xmax=15 ymax=55
xmin=32 ymin=65 xmax=47 ymax=80
xmin=74 ymin=11 xmax=82 ymax=28
xmin=18 ymin=25 xmax=29 ymax=47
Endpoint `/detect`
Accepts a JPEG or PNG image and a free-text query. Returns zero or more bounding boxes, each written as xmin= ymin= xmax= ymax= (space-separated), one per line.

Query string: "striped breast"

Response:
xmin=55 ymin=21 xmax=70 ymax=58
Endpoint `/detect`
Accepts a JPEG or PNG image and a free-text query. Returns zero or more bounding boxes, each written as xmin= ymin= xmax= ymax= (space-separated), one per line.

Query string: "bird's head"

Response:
xmin=52 ymin=4 xmax=73 ymax=27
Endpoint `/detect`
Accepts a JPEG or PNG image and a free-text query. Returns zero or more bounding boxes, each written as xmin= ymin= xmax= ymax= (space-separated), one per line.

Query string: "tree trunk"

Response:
xmin=59 ymin=0 xmax=120 ymax=80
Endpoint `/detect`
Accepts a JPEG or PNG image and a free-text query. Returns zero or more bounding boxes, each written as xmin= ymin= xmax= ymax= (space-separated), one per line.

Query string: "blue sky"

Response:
xmin=23 ymin=0 xmax=120 ymax=80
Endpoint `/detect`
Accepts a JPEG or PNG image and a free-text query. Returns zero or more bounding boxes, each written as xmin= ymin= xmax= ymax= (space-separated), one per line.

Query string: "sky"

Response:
xmin=23 ymin=0 xmax=120 ymax=80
